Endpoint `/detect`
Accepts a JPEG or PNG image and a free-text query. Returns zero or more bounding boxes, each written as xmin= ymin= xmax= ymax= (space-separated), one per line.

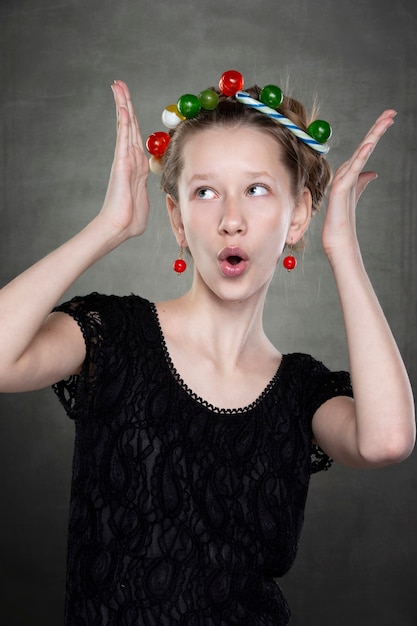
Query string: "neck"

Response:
xmin=164 ymin=282 xmax=274 ymax=370
xmin=155 ymin=280 xmax=282 ymax=410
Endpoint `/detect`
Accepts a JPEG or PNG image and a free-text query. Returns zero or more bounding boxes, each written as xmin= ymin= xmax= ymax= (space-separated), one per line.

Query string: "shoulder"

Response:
xmin=283 ymin=352 xmax=349 ymax=378
xmin=281 ymin=352 xmax=352 ymax=410
xmin=54 ymin=292 xmax=152 ymax=324
xmin=55 ymin=291 xmax=150 ymax=310
xmin=53 ymin=292 xmax=159 ymax=350
xmin=281 ymin=352 xmax=331 ymax=379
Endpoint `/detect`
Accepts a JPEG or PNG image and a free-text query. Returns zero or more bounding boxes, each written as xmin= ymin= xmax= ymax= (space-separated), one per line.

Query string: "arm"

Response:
xmin=0 ymin=80 xmax=150 ymax=392
xmin=312 ymin=111 xmax=416 ymax=468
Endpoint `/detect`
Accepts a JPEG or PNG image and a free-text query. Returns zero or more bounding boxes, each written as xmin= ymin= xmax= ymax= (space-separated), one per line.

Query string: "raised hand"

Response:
xmin=322 ymin=110 xmax=396 ymax=258
xmin=0 ymin=82 xmax=154 ymax=392
xmin=100 ymin=80 xmax=150 ymax=239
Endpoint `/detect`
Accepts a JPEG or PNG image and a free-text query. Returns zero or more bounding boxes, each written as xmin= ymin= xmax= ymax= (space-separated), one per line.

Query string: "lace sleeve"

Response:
xmin=296 ymin=354 xmax=354 ymax=474
xmin=51 ymin=293 xmax=108 ymax=420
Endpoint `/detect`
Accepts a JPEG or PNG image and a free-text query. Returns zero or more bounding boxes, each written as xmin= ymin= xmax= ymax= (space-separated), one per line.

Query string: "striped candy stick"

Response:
xmin=234 ymin=91 xmax=330 ymax=155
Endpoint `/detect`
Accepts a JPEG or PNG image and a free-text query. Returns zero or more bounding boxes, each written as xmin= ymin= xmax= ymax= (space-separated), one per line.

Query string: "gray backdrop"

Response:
xmin=1 ymin=0 xmax=416 ymax=624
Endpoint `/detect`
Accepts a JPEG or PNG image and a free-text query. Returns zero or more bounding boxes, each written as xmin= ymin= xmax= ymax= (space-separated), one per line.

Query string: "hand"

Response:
xmin=322 ymin=110 xmax=396 ymax=259
xmin=100 ymin=80 xmax=150 ymax=239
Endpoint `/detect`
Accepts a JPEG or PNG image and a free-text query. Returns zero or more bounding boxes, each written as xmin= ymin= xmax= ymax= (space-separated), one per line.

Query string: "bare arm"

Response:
xmin=312 ymin=111 xmax=416 ymax=467
xmin=0 ymin=81 xmax=150 ymax=392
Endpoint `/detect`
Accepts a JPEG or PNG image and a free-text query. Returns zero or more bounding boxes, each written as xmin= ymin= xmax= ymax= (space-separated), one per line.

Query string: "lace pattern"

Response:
xmin=52 ymin=293 xmax=353 ymax=625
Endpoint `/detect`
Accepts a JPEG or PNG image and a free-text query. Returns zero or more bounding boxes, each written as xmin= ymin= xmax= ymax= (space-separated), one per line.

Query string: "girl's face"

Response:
xmin=168 ymin=126 xmax=311 ymax=304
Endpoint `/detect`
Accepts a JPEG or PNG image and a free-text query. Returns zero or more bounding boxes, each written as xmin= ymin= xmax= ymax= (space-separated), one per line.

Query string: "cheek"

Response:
xmin=181 ymin=209 xmax=214 ymax=246
xmin=271 ymin=243 xmax=285 ymax=268
xmin=265 ymin=218 xmax=291 ymax=250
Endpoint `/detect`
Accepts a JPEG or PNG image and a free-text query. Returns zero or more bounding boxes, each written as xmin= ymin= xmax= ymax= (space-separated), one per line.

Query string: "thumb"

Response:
xmin=356 ymin=171 xmax=378 ymax=202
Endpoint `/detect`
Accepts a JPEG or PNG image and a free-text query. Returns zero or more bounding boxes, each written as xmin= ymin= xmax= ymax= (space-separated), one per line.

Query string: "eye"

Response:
xmin=195 ymin=187 xmax=216 ymax=200
xmin=247 ymin=184 xmax=269 ymax=197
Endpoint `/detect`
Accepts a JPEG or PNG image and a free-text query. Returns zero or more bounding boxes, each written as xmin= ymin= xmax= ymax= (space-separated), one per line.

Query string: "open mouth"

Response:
xmin=227 ymin=255 xmax=242 ymax=266
xmin=218 ymin=247 xmax=249 ymax=277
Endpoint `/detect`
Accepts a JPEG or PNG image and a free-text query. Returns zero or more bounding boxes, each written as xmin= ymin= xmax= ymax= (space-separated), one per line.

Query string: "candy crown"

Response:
xmin=146 ymin=70 xmax=332 ymax=172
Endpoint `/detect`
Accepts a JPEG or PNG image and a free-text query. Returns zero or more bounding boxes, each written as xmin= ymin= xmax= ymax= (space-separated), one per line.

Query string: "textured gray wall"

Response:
xmin=1 ymin=0 xmax=416 ymax=624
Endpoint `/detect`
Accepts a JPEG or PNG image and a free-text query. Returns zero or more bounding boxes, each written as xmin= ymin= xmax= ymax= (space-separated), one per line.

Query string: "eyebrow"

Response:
xmin=187 ymin=171 xmax=275 ymax=184
xmin=244 ymin=171 xmax=275 ymax=180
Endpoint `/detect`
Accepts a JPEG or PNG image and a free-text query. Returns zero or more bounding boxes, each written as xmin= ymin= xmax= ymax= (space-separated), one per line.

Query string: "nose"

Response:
xmin=218 ymin=197 xmax=246 ymax=236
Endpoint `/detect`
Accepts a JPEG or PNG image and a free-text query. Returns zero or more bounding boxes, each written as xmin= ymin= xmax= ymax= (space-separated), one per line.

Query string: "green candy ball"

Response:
xmin=259 ymin=84 xmax=283 ymax=109
xmin=198 ymin=89 xmax=219 ymax=110
xmin=177 ymin=94 xmax=201 ymax=119
xmin=308 ymin=120 xmax=332 ymax=144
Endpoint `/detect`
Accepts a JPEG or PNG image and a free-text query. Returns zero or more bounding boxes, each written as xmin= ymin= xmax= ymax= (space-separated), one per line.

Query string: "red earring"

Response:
xmin=283 ymin=242 xmax=297 ymax=271
xmin=173 ymin=247 xmax=187 ymax=274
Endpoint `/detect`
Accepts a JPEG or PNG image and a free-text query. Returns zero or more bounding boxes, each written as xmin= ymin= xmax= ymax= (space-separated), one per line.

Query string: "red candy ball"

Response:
xmin=146 ymin=131 xmax=170 ymax=157
xmin=283 ymin=255 xmax=297 ymax=271
xmin=173 ymin=258 xmax=187 ymax=273
xmin=219 ymin=70 xmax=244 ymax=96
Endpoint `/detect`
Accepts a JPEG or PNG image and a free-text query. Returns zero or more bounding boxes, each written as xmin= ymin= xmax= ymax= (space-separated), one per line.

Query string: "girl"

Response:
xmin=0 ymin=72 xmax=414 ymax=625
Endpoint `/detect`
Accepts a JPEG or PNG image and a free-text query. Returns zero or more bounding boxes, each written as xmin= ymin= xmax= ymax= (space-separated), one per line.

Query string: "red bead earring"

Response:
xmin=283 ymin=242 xmax=297 ymax=272
xmin=173 ymin=247 xmax=187 ymax=274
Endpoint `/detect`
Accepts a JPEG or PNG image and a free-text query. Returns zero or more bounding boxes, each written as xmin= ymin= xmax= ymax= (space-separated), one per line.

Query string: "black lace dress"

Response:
xmin=53 ymin=293 xmax=353 ymax=625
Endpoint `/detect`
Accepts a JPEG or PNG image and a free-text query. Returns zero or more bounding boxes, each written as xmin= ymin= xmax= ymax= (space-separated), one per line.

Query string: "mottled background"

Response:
xmin=1 ymin=0 xmax=416 ymax=624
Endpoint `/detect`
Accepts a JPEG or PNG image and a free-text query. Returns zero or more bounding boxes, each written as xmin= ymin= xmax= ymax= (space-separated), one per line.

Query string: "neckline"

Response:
xmin=149 ymin=302 xmax=284 ymax=415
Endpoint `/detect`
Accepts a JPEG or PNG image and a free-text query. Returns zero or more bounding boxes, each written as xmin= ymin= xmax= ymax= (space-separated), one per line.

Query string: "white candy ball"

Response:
xmin=149 ymin=156 xmax=163 ymax=175
xmin=162 ymin=105 xmax=183 ymax=129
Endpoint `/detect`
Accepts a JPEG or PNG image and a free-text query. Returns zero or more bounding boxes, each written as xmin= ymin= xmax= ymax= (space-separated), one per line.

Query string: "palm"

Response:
xmin=322 ymin=110 xmax=396 ymax=256
xmin=101 ymin=81 xmax=150 ymax=238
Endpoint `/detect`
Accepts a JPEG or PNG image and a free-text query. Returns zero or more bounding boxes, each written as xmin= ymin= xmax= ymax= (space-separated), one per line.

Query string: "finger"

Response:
xmin=334 ymin=113 xmax=394 ymax=189
xmin=358 ymin=111 xmax=395 ymax=155
xmin=332 ymin=143 xmax=374 ymax=191
xmin=113 ymin=104 xmax=130 ymax=160
xmin=111 ymin=81 xmax=134 ymax=148
xmin=112 ymin=82 xmax=127 ymax=128
xmin=114 ymin=80 xmax=144 ymax=151
xmin=111 ymin=84 xmax=130 ymax=158
xmin=344 ymin=110 xmax=396 ymax=169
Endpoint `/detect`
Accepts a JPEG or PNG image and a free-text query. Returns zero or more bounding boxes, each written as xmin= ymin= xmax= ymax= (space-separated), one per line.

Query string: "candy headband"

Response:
xmin=146 ymin=70 xmax=332 ymax=172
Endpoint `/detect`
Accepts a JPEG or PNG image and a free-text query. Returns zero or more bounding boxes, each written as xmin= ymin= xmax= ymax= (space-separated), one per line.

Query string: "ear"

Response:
xmin=166 ymin=195 xmax=188 ymax=248
xmin=286 ymin=187 xmax=312 ymax=245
